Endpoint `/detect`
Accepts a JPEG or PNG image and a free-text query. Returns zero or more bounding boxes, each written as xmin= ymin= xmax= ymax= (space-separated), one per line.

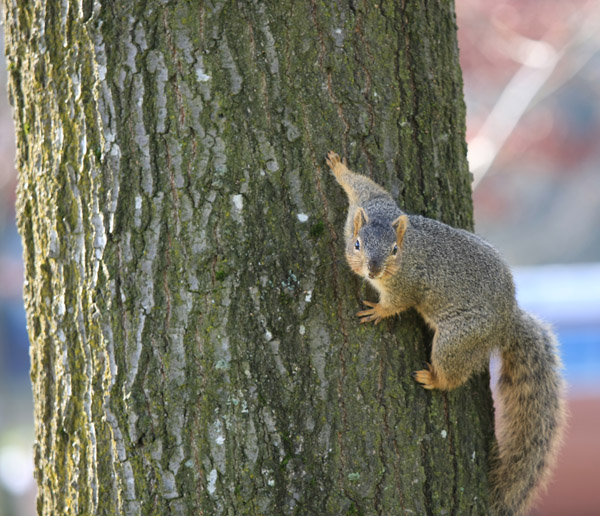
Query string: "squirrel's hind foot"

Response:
xmin=413 ymin=363 xmax=464 ymax=391
xmin=413 ymin=364 xmax=438 ymax=390
xmin=326 ymin=151 xmax=348 ymax=177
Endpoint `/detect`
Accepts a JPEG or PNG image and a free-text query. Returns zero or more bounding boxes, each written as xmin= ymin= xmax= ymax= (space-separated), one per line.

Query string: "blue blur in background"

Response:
xmin=514 ymin=264 xmax=600 ymax=393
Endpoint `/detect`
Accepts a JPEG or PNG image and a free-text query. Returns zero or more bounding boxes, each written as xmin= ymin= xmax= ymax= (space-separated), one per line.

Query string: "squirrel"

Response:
xmin=326 ymin=151 xmax=566 ymax=516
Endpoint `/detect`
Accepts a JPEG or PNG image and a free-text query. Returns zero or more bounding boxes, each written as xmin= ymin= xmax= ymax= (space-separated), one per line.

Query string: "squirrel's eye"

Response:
xmin=354 ymin=240 xmax=360 ymax=251
xmin=392 ymin=244 xmax=398 ymax=255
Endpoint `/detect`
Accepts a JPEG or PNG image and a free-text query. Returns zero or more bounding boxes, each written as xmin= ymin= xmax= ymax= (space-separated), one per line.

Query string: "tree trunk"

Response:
xmin=4 ymin=1 xmax=494 ymax=514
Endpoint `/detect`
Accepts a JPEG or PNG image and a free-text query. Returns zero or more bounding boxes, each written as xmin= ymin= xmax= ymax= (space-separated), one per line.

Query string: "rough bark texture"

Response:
xmin=4 ymin=1 xmax=494 ymax=514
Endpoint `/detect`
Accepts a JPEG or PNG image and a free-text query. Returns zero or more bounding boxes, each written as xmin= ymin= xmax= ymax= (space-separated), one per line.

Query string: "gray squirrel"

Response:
xmin=326 ymin=151 xmax=566 ymax=516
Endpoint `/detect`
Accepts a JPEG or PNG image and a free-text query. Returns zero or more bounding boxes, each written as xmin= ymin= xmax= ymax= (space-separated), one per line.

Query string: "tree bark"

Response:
xmin=4 ymin=1 xmax=494 ymax=514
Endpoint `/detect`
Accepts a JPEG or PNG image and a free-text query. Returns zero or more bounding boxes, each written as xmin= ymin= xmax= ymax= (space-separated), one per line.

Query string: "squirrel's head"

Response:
xmin=346 ymin=208 xmax=409 ymax=280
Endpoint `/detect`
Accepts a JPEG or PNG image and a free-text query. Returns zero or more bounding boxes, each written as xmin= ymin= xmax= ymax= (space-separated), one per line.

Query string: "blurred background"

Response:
xmin=461 ymin=1 xmax=600 ymax=514
xmin=1 ymin=1 xmax=599 ymax=514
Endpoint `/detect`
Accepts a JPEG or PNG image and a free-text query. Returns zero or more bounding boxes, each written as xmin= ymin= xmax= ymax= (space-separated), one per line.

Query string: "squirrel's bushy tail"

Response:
xmin=491 ymin=309 xmax=566 ymax=516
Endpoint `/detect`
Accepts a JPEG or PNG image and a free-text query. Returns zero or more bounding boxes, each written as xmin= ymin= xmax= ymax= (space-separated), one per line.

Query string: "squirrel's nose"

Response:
xmin=368 ymin=260 xmax=383 ymax=278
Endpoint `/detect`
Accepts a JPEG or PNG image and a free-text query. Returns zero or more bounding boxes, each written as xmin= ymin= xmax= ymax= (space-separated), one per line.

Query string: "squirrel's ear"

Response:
xmin=353 ymin=208 xmax=367 ymax=237
xmin=392 ymin=214 xmax=409 ymax=246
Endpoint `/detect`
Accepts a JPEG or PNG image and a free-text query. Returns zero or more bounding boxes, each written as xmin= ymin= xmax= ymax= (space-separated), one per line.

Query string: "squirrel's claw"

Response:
xmin=413 ymin=363 xmax=437 ymax=390
xmin=326 ymin=151 xmax=342 ymax=171
xmin=356 ymin=300 xmax=386 ymax=324
xmin=357 ymin=312 xmax=382 ymax=324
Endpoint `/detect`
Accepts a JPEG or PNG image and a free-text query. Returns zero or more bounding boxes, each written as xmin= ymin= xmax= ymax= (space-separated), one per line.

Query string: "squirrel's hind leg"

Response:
xmin=414 ymin=318 xmax=496 ymax=391
xmin=326 ymin=151 xmax=358 ymax=203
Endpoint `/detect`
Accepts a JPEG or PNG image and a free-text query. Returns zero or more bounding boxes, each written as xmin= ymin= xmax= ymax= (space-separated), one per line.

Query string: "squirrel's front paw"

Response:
xmin=356 ymin=300 xmax=393 ymax=325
